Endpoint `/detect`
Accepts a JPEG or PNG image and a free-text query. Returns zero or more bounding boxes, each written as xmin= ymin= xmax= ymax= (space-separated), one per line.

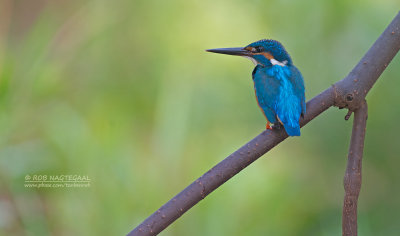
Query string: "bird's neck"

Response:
xmin=252 ymin=64 xmax=292 ymax=80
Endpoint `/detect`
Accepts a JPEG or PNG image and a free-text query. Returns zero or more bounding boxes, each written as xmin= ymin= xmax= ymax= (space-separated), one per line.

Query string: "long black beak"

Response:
xmin=206 ymin=47 xmax=250 ymax=56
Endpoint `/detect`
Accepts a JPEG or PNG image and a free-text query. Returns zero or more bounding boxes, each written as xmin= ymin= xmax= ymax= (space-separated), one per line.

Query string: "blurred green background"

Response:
xmin=0 ymin=0 xmax=399 ymax=235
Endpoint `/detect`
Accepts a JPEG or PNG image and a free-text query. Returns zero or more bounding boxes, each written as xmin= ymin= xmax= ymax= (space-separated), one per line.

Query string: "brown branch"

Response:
xmin=127 ymin=11 xmax=400 ymax=236
xmin=128 ymin=88 xmax=334 ymax=236
xmin=334 ymin=11 xmax=400 ymax=112
xmin=342 ymin=100 xmax=368 ymax=236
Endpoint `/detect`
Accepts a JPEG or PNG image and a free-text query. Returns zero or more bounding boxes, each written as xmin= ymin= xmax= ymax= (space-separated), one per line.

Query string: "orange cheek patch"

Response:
xmin=246 ymin=48 xmax=275 ymax=60
xmin=259 ymin=52 xmax=274 ymax=60
xmin=252 ymin=51 xmax=275 ymax=60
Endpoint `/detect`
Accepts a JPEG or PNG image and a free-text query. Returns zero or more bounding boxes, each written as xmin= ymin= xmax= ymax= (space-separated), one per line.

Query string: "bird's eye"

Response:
xmin=245 ymin=46 xmax=264 ymax=53
xmin=255 ymin=46 xmax=263 ymax=52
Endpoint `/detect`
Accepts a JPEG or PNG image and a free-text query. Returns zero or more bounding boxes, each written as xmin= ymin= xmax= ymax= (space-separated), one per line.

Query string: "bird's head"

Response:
xmin=206 ymin=39 xmax=292 ymax=67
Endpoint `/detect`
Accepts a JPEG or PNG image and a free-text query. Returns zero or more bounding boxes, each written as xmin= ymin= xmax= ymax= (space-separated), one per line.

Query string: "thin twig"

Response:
xmin=127 ymin=11 xmax=400 ymax=236
xmin=342 ymin=100 xmax=368 ymax=236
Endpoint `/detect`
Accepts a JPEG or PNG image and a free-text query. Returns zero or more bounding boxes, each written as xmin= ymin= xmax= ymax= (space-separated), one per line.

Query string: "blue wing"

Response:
xmin=252 ymin=65 xmax=280 ymax=124
xmin=289 ymin=66 xmax=306 ymax=116
xmin=252 ymin=65 xmax=305 ymax=136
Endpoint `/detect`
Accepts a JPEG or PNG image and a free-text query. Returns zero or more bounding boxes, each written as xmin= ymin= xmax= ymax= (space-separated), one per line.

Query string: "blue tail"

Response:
xmin=283 ymin=124 xmax=300 ymax=136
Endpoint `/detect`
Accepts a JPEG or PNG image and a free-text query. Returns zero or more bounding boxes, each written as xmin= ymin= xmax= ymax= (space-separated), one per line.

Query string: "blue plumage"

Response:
xmin=207 ymin=39 xmax=306 ymax=136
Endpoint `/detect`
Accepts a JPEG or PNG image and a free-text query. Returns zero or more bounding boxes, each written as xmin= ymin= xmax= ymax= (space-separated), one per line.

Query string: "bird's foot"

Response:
xmin=266 ymin=122 xmax=273 ymax=130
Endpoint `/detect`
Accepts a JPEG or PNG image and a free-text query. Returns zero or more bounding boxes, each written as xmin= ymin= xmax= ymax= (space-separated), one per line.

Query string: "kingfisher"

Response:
xmin=207 ymin=39 xmax=306 ymax=136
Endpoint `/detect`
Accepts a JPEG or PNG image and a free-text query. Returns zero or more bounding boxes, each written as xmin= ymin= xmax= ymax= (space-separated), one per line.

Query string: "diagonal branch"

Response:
xmin=127 ymin=12 xmax=400 ymax=236
xmin=342 ymin=100 xmax=368 ymax=236
xmin=128 ymin=88 xmax=334 ymax=236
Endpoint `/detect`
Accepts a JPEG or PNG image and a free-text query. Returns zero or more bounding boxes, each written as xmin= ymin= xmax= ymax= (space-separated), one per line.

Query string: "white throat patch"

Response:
xmin=243 ymin=56 xmax=258 ymax=65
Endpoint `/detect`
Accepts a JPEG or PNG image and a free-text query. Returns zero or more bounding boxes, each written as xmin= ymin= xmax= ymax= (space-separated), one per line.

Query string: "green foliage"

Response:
xmin=0 ymin=0 xmax=399 ymax=235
